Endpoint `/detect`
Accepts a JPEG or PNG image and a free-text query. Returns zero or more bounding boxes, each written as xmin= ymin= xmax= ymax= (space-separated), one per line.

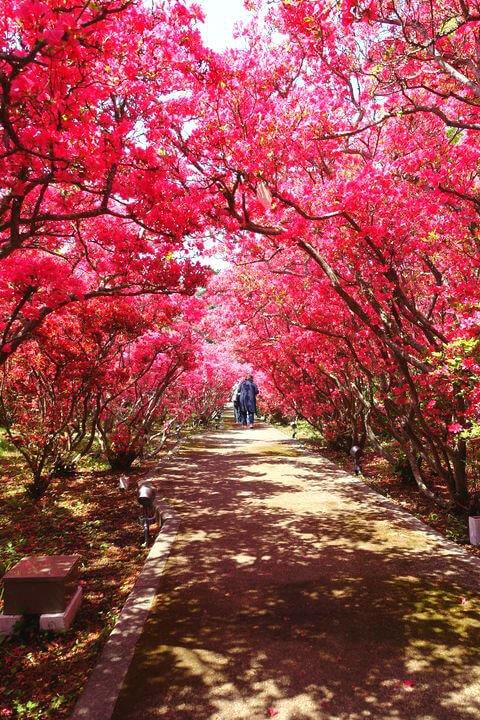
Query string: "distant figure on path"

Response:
xmin=231 ymin=381 xmax=242 ymax=423
xmin=239 ymin=374 xmax=259 ymax=428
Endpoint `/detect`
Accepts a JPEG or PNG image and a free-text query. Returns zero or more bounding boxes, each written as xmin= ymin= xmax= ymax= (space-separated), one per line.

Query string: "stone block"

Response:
xmin=3 ymin=555 xmax=82 ymax=615
xmin=0 ymin=613 xmax=22 ymax=636
xmin=40 ymin=585 xmax=83 ymax=632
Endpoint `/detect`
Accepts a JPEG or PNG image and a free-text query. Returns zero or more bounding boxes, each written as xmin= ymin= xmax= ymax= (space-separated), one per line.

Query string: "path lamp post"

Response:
xmin=290 ymin=418 xmax=298 ymax=439
xmin=350 ymin=445 xmax=363 ymax=476
xmin=137 ymin=485 xmax=158 ymax=546
xmin=118 ymin=475 xmax=131 ymax=490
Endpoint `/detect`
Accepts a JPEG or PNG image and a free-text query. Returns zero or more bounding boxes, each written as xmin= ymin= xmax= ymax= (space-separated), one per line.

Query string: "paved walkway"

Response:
xmin=111 ymin=416 xmax=480 ymax=720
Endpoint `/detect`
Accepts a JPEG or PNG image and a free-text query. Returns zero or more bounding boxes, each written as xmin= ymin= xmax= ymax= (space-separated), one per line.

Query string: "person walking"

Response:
xmin=239 ymin=374 xmax=259 ymax=428
xmin=231 ymin=381 xmax=242 ymax=423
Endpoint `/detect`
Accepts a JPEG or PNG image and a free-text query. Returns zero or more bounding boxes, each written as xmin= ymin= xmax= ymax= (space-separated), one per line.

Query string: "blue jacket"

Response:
xmin=239 ymin=380 xmax=258 ymax=413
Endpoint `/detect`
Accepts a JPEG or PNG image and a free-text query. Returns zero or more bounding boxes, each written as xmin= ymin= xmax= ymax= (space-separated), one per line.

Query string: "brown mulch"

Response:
xmin=0 ymin=455 xmax=150 ymax=720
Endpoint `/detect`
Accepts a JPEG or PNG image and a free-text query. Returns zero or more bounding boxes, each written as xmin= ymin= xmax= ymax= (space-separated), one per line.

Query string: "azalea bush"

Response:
xmin=0 ymin=294 xmax=221 ymax=493
xmin=0 ymin=0 xmax=209 ymax=362
xmin=96 ymin=326 xmax=195 ymax=471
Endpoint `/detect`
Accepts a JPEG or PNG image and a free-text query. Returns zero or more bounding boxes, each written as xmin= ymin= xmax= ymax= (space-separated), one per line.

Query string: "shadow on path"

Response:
xmin=110 ymin=418 xmax=480 ymax=720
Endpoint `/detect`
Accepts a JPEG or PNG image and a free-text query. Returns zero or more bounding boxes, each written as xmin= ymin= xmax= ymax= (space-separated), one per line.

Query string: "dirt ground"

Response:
xmin=0 ymin=457 xmax=149 ymax=720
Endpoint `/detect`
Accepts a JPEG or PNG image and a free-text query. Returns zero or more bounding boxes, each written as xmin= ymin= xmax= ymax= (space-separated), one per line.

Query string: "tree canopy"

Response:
xmin=2 ymin=0 xmax=480 ymax=505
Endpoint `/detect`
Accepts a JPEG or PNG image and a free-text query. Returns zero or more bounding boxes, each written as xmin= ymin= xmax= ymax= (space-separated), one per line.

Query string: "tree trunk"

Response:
xmin=26 ymin=471 xmax=50 ymax=499
xmin=405 ymin=448 xmax=449 ymax=509
xmin=108 ymin=451 xmax=138 ymax=472
xmin=451 ymin=439 xmax=469 ymax=507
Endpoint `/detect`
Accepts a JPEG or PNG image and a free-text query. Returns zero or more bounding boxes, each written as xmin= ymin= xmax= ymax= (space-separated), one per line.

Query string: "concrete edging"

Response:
xmin=70 ymin=503 xmax=178 ymax=720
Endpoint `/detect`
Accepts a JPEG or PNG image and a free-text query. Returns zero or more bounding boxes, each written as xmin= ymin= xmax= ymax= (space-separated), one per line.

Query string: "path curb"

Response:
xmin=70 ymin=503 xmax=178 ymax=720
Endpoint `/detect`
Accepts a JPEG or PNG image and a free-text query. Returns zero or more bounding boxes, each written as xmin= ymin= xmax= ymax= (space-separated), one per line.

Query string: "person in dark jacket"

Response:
xmin=239 ymin=374 xmax=259 ymax=428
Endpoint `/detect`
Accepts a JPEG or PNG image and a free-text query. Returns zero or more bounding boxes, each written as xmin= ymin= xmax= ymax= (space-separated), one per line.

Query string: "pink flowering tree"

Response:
xmin=0 ymin=0 xmax=211 ymax=363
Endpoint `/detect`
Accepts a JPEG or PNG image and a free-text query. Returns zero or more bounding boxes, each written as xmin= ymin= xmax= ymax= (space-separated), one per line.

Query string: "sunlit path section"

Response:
xmin=111 ymin=414 xmax=480 ymax=720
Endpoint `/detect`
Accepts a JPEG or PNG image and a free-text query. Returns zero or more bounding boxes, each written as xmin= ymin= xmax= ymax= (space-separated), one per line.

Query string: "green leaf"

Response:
xmin=446 ymin=126 xmax=463 ymax=144
xmin=440 ymin=16 xmax=460 ymax=35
